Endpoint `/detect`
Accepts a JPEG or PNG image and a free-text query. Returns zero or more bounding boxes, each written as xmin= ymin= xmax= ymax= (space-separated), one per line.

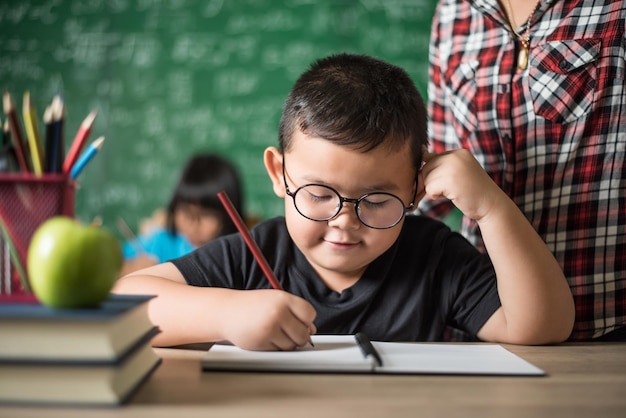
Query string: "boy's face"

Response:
xmin=266 ymin=128 xmax=417 ymax=291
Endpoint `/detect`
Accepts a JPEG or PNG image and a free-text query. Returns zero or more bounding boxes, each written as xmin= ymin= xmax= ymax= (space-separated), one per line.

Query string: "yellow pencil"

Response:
xmin=22 ymin=91 xmax=45 ymax=175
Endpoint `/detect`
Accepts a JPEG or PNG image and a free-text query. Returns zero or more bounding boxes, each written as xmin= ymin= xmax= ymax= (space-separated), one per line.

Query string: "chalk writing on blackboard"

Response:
xmin=0 ymin=0 xmax=437 ymax=237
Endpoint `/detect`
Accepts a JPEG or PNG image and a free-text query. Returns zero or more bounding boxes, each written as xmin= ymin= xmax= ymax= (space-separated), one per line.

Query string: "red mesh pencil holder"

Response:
xmin=0 ymin=174 xmax=75 ymax=295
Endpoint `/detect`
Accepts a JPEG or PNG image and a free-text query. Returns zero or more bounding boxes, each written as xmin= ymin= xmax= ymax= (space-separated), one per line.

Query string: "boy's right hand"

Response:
xmin=218 ymin=289 xmax=317 ymax=351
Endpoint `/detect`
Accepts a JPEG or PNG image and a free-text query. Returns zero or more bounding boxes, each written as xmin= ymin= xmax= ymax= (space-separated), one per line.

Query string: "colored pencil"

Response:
xmin=1 ymin=118 xmax=8 ymax=146
xmin=47 ymin=95 xmax=64 ymax=173
xmin=218 ymin=191 xmax=315 ymax=347
xmin=0 ymin=119 xmax=18 ymax=173
xmin=22 ymin=91 xmax=45 ymax=175
xmin=0 ymin=217 xmax=29 ymax=293
xmin=42 ymin=104 xmax=54 ymax=172
xmin=69 ymin=136 xmax=104 ymax=179
xmin=2 ymin=91 xmax=30 ymax=172
xmin=217 ymin=191 xmax=283 ymax=290
xmin=63 ymin=109 xmax=96 ymax=175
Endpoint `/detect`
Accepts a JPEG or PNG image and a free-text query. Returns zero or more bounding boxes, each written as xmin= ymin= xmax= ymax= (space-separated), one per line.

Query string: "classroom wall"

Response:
xmin=0 ymin=0 xmax=437 ymax=236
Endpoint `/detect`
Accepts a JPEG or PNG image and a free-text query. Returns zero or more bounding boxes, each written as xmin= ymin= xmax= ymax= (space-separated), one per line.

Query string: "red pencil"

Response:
xmin=2 ymin=91 xmax=30 ymax=172
xmin=218 ymin=190 xmax=315 ymax=347
xmin=217 ymin=191 xmax=283 ymax=290
xmin=63 ymin=109 xmax=96 ymax=174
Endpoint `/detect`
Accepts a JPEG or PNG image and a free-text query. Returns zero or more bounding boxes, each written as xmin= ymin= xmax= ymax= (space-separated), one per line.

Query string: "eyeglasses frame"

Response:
xmin=281 ymin=159 xmax=417 ymax=230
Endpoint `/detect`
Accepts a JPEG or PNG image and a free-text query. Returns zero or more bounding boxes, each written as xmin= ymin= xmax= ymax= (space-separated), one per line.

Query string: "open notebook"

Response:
xmin=202 ymin=333 xmax=545 ymax=376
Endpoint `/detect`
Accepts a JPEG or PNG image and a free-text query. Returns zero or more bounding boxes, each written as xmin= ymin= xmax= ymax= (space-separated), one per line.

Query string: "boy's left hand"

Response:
xmin=419 ymin=149 xmax=503 ymax=222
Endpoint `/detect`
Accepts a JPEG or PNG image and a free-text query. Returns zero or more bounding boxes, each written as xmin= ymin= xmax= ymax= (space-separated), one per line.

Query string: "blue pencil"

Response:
xmin=69 ymin=136 xmax=104 ymax=179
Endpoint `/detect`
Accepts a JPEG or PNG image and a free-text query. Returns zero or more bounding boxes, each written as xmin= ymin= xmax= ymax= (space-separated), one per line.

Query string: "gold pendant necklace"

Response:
xmin=517 ymin=39 xmax=530 ymax=70
xmin=505 ymin=0 xmax=541 ymax=70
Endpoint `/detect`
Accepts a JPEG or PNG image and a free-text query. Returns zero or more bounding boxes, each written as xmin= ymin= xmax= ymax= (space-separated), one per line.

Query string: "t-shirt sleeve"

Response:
xmin=170 ymin=219 xmax=287 ymax=291
xmin=171 ymin=233 xmax=246 ymax=289
xmin=434 ymin=229 xmax=501 ymax=337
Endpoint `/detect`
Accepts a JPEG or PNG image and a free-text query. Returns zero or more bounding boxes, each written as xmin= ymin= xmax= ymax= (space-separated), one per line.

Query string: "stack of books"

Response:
xmin=0 ymin=293 xmax=161 ymax=405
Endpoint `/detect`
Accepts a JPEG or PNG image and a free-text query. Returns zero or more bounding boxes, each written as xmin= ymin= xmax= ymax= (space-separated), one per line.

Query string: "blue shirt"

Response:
xmin=123 ymin=227 xmax=195 ymax=263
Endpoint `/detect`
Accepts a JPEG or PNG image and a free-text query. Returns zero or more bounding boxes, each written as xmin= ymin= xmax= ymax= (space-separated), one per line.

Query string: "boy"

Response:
xmin=114 ymin=53 xmax=574 ymax=350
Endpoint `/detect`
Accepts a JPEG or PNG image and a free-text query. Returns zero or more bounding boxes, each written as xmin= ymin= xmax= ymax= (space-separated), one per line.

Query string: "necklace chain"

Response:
xmin=505 ymin=0 xmax=541 ymax=70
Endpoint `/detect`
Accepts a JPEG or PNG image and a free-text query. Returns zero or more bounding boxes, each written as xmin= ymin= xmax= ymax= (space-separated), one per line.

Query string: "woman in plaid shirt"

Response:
xmin=421 ymin=0 xmax=625 ymax=340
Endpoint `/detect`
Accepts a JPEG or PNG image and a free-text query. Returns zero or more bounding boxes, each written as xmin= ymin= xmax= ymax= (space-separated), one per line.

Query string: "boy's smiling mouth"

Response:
xmin=324 ymin=238 xmax=360 ymax=250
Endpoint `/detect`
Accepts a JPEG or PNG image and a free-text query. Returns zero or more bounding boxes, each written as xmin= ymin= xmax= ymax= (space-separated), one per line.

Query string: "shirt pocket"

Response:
xmin=444 ymin=59 xmax=479 ymax=130
xmin=528 ymin=39 xmax=600 ymax=124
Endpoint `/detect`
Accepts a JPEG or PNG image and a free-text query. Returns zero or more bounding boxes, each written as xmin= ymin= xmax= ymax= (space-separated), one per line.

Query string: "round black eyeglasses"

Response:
xmin=282 ymin=161 xmax=416 ymax=229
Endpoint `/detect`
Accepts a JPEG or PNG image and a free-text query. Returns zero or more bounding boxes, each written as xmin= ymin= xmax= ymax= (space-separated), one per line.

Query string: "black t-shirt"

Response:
xmin=172 ymin=215 xmax=500 ymax=341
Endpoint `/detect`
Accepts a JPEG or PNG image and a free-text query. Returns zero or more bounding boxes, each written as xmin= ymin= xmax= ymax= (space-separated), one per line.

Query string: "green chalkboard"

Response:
xmin=0 ymin=0 xmax=437 ymax=236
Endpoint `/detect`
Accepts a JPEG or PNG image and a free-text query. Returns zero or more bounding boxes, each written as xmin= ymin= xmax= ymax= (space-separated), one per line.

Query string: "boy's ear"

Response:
xmin=415 ymin=172 xmax=426 ymax=204
xmin=263 ymin=146 xmax=286 ymax=198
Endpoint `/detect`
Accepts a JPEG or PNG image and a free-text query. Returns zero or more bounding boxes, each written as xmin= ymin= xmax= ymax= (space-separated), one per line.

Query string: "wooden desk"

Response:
xmin=1 ymin=343 xmax=625 ymax=417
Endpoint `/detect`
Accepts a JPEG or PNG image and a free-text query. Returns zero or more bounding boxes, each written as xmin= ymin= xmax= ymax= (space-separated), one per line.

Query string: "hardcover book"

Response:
xmin=0 ymin=294 xmax=156 ymax=362
xmin=0 ymin=341 xmax=161 ymax=405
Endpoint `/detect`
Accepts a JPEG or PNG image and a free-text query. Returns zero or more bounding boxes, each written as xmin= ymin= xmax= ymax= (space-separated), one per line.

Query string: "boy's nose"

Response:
xmin=327 ymin=202 xmax=361 ymax=230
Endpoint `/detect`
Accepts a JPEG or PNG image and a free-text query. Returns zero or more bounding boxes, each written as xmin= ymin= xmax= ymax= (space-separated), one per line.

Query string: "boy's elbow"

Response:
xmin=480 ymin=302 xmax=575 ymax=345
xmin=541 ymin=292 xmax=576 ymax=344
xmin=550 ymin=303 xmax=576 ymax=344
xmin=513 ymin=286 xmax=576 ymax=345
xmin=512 ymin=307 xmax=575 ymax=345
xmin=496 ymin=324 xmax=571 ymax=346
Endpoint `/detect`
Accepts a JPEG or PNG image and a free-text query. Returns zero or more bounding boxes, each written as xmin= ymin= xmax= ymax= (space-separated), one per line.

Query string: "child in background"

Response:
xmin=120 ymin=153 xmax=244 ymax=276
xmin=114 ymin=53 xmax=574 ymax=350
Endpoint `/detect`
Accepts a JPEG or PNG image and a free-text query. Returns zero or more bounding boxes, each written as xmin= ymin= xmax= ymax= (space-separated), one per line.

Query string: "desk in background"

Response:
xmin=1 ymin=343 xmax=625 ymax=417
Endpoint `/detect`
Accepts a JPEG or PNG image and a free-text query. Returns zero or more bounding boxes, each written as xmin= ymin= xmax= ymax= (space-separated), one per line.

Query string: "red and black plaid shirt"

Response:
xmin=421 ymin=0 xmax=625 ymax=340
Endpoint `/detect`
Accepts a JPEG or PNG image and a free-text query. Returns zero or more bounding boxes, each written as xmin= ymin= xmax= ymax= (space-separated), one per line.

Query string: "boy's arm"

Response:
xmin=113 ymin=263 xmax=317 ymax=350
xmin=420 ymin=150 xmax=575 ymax=345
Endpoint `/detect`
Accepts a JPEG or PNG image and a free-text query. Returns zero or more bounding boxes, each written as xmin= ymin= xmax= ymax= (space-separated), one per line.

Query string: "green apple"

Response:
xmin=27 ymin=216 xmax=122 ymax=308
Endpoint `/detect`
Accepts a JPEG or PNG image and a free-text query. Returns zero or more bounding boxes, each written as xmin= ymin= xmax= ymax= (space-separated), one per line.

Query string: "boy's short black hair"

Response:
xmin=278 ymin=53 xmax=427 ymax=173
xmin=166 ymin=153 xmax=243 ymax=237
